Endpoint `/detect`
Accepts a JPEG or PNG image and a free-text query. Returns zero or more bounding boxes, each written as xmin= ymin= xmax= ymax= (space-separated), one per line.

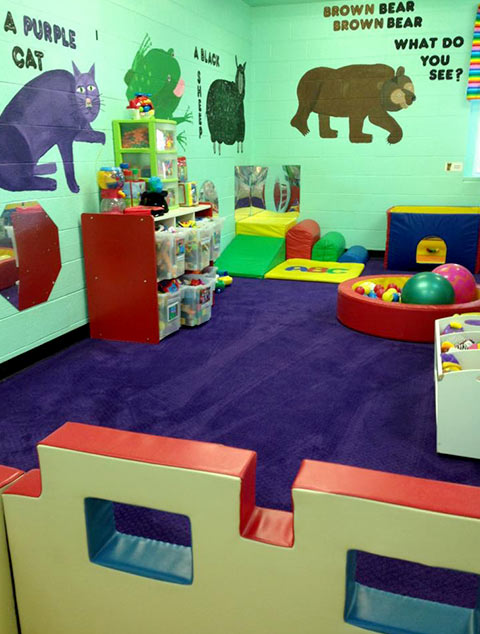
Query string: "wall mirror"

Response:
xmin=0 ymin=202 xmax=61 ymax=311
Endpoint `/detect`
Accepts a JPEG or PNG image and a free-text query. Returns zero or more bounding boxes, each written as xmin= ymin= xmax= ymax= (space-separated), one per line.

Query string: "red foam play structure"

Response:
xmin=337 ymin=275 xmax=480 ymax=342
xmin=286 ymin=220 xmax=320 ymax=260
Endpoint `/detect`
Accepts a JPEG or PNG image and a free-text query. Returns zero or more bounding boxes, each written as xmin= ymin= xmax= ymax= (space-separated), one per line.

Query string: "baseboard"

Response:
xmin=0 ymin=325 xmax=90 ymax=382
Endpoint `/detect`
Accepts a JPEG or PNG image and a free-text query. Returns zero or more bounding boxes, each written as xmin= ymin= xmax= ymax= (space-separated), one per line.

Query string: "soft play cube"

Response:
xmin=311 ymin=231 xmax=346 ymax=262
xmin=286 ymin=219 xmax=320 ymax=260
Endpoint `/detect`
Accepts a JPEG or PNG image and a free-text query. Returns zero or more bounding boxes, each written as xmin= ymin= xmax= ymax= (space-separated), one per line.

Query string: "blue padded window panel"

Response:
xmin=345 ymin=550 xmax=480 ymax=634
xmin=84 ymin=498 xmax=193 ymax=584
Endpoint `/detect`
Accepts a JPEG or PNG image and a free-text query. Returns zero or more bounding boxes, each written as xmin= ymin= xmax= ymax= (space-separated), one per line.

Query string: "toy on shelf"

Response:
xmin=97 ymin=167 xmax=126 ymax=213
xmin=121 ymin=165 xmax=146 ymax=206
xmin=127 ymin=93 xmax=155 ymax=119
xmin=156 ymin=128 xmax=175 ymax=151
xmin=179 ymin=182 xmax=198 ymax=207
xmin=139 ymin=177 xmax=169 ymax=216
xmin=121 ymin=126 xmax=149 ymax=148
xmin=178 ymin=156 xmax=188 ymax=182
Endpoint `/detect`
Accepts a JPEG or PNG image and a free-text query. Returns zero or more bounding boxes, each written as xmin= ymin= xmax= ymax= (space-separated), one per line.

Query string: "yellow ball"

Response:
xmin=382 ymin=288 xmax=396 ymax=302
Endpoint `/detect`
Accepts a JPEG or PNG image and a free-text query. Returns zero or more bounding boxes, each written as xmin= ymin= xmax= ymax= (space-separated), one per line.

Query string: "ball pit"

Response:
xmin=337 ymin=275 xmax=480 ymax=342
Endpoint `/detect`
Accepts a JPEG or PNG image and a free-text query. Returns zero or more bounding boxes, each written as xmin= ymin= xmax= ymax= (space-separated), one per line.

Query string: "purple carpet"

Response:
xmin=1 ymin=257 xmax=480 ymax=609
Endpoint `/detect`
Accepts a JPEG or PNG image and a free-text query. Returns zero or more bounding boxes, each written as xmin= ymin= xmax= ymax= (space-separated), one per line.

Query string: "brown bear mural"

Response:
xmin=291 ymin=64 xmax=415 ymax=144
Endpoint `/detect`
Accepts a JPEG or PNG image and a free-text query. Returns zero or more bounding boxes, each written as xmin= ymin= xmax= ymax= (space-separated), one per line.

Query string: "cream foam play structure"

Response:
xmin=2 ymin=423 xmax=480 ymax=634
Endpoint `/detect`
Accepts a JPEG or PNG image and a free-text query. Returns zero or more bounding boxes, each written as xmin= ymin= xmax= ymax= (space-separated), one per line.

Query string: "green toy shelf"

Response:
xmin=113 ymin=118 xmax=179 ymax=209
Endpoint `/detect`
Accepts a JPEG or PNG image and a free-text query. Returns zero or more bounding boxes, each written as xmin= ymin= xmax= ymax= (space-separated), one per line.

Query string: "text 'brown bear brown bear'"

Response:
xmin=291 ymin=64 xmax=415 ymax=144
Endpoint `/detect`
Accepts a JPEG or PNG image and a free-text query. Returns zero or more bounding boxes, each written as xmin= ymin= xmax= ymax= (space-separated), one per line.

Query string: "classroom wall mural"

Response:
xmin=124 ymin=35 xmax=192 ymax=150
xmin=0 ymin=62 xmax=104 ymax=193
xmin=291 ymin=64 xmax=416 ymax=144
xmin=206 ymin=57 xmax=246 ymax=154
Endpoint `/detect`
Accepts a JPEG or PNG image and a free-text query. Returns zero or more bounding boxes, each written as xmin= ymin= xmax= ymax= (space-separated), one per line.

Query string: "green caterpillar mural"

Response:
xmin=124 ymin=35 xmax=192 ymax=149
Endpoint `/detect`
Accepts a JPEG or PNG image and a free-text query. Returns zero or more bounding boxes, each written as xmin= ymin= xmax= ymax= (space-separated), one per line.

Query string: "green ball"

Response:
xmin=402 ymin=272 xmax=455 ymax=305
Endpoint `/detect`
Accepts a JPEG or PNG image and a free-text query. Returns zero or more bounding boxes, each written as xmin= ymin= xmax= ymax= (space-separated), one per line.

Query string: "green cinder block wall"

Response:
xmin=0 ymin=0 xmax=252 ymax=362
xmin=250 ymin=0 xmax=480 ymax=249
xmin=2 ymin=0 xmax=480 ymax=362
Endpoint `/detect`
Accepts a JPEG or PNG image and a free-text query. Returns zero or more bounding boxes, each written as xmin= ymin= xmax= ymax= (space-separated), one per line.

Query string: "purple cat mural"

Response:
xmin=0 ymin=62 xmax=105 ymax=193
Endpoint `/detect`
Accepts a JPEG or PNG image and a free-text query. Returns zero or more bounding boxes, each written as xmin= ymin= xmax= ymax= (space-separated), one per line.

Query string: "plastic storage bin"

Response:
xmin=158 ymin=289 xmax=181 ymax=340
xmin=180 ymin=276 xmax=215 ymax=327
xmin=184 ymin=225 xmax=213 ymax=272
xmin=210 ymin=216 xmax=225 ymax=261
xmin=172 ymin=230 xmax=186 ymax=278
xmin=435 ymin=312 xmax=480 ymax=459
xmin=155 ymin=230 xmax=176 ymax=281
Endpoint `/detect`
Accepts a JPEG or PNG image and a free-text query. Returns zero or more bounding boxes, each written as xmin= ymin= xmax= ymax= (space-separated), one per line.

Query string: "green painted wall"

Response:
xmin=0 ymin=0 xmax=251 ymax=362
xmin=250 ymin=0 xmax=480 ymax=248
xmin=4 ymin=0 xmax=480 ymax=363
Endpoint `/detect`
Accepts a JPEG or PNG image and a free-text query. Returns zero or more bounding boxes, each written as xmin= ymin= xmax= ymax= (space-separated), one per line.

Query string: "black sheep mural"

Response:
xmin=206 ymin=57 xmax=246 ymax=154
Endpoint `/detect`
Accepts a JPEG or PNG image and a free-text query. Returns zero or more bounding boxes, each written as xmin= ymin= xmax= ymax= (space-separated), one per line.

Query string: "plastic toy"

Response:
xmin=139 ymin=177 xmax=169 ymax=216
xmin=179 ymin=182 xmax=198 ymax=207
xmin=384 ymin=206 xmax=480 ymax=273
xmin=401 ymin=273 xmax=455 ymax=306
xmin=432 ymin=263 xmax=477 ymax=304
xmin=177 ymin=156 xmax=188 ymax=182
xmin=97 ymin=167 xmax=126 ymax=213
xmin=127 ymin=92 xmax=155 ymax=119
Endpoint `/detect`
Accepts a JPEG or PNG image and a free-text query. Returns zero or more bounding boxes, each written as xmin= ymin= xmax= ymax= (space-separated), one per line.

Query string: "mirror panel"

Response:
xmin=0 ymin=202 xmax=61 ymax=311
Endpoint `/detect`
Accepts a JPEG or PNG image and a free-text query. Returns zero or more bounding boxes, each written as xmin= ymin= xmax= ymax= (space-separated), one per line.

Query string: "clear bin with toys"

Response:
xmin=155 ymin=229 xmax=176 ymax=281
xmin=184 ymin=225 xmax=213 ymax=272
xmin=210 ymin=216 xmax=225 ymax=261
xmin=180 ymin=275 xmax=215 ymax=327
xmin=171 ymin=229 xmax=186 ymax=278
xmin=435 ymin=312 xmax=480 ymax=459
xmin=157 ymin=285 xmax=181 ymax=340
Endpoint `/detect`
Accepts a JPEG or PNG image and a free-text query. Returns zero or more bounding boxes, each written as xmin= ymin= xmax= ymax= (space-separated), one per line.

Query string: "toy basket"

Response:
xmin=435 ymin=313 xmax=480 ymax=459
xmin=180 ymin=276 xmax=215 ymax=327
xmin=184 ymin=225 xmax=213 ymax=272
xmin=155 ymin=231 xmax=176 ymax=281
xmin=158 ymin=289 xmax=181 ymax=340
xmin=171 ymin=230 xmax=186 ymax=278
xmin=210 ymin=216 xmax=225 ymax=261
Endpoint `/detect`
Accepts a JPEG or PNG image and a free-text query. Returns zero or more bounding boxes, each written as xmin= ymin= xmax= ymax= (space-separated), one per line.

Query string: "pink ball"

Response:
xmin=432 ymin=263 xmax=477 ymax=304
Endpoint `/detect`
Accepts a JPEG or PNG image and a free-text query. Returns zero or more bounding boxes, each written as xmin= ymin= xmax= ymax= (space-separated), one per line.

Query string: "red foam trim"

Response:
xmin=337 ymin=275 xmax=480 ymax=342
xmin=40 ymin=423 xmax=256 ymax=478
xmin=0 ymin=466 xmax=23 ymax=489
xmin=294 ymin=460 xmax=480 ymax=520
xmin=241 ymin=507 xmax=294 ymax=548
xmin=3 ymin=469 xmax=41 ymax=497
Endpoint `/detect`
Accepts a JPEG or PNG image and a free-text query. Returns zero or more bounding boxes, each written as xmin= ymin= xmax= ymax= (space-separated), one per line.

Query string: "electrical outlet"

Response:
xmin=445 ymin=162 xmax=463 ymax=172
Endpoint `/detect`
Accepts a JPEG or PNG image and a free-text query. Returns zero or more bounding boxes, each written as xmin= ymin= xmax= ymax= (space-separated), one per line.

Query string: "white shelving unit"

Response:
xmin=435 ymin=312 xmax=480 ymax=458
xmin=153 ymin=204 xmax=211 ymax=229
